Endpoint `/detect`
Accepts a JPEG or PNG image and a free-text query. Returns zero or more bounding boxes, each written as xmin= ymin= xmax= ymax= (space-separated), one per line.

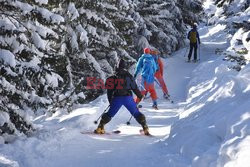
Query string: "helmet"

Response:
xmin=151 ymin=50 xmax=159 ymax=55
xmin=144 ymin=48 xmax=151 ymax=54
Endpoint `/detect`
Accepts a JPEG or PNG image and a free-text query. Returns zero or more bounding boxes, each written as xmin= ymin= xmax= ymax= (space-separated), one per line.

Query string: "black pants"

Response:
xmin=188 ymin=43 xmax=198 ymax=60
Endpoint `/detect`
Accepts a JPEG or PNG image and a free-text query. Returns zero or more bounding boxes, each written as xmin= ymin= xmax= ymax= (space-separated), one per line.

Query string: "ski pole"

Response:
xmin=94 ymin=105 xmax=110 ymax=124
xmin=154 ymin=78 xmax=174 ymax=103
xmin=126 ymin=104 xmax=142 ymax=125
xmin=198 ymin=43 xmax=201 ymax=61
xmin=154 ymin=78 xmax=161 ymax=87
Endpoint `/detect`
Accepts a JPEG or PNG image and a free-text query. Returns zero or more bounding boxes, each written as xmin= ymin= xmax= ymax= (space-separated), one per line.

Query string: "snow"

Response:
xmin=120 ymin=0 xmax=129 ymax=10
xmin=36 ymin=7 xmax=64 ymax=24
xmin=0 ymin=112 xmax=9 ymax=126
xmin=15 ymin=1 xmax=33 ymax=14
xmin=0 ymin=156 xmax=19 ymax=167
xmin=68 ymin=26 xmax=79 ymax=50
xmin=67 ymin=3 xmax=79 ymax=21
xmin=0 ymin=49 xmax=16 ymax=67
xmin=34 ymin=0 xmax=48 ymax=5
xmin=137 ymin=36 xmax=150 ymax=50
xmin=32 ymin=32 xmax=46 ymax=50
xmin=76 ymin=25 xmax=88 ymax=45
xmin=0 ymin=19 xmax=16 ymax=31
xmin=45 ymin=72 xmax=63 ymax=88
xmin=1 ymin=2 xmax=250 ymax=167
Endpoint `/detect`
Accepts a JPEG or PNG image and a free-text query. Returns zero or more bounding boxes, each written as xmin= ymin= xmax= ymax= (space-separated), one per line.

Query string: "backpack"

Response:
xmin=189 ymin=31 xmax=197 ymax=43
xmin=141 ymin=56 xmax=156 ymax=83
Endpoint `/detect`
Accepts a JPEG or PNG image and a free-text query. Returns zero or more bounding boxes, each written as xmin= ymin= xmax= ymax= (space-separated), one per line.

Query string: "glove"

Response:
xmin=137 ymin=95 xmax=144 ymax=103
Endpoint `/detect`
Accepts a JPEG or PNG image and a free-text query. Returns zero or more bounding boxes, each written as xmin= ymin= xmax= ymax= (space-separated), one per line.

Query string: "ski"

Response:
xmin=80 ymin=130 xmax=121 ymax=135
xmin=81 ymin=129 xmax=153 ymax=137
xmin=186 ymin=60 xmax=199 ymax=63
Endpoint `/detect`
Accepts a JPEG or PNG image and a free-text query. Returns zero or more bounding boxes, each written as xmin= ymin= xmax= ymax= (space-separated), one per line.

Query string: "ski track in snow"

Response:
xmin=0 ymin=25 xmax=230 ymax=167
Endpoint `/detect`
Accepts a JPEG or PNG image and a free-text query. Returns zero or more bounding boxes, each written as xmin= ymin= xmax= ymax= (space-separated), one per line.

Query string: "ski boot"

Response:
xmin=94 ymin=127 xmax=105 ymax=134
xmin=143 ymin=125 xmax=150 ymax=136
xmin=152 ymin=100 xmax=158 ymax=110
xmin=152 ymin=104 xmax=158 ymax=110
xmin=94 ymin=113 xmax=111 ymax=134
xmin=163 ymin=93 xmax=170 ymax=100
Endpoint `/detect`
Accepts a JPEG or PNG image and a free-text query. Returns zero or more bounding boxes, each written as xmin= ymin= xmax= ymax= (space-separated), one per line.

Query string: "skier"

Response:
xmin=187 ymin=23 xmax=201 ymax=62
xmin=94 ymin=58 xmax=150 ymax=135
xmin=151 ymin=50 xmax=170 ymax=99
xmin=134 ymin=48 xmax=158 ymax=110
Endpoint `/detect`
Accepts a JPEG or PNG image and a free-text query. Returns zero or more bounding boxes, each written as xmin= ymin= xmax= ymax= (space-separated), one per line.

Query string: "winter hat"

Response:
xmin=193 ymin=23 xmax=197 ymax=29
xmin=118 ymin=58 xmax=126 ymax=69
xmin=144 ymin=48 xmax=151 ymax=54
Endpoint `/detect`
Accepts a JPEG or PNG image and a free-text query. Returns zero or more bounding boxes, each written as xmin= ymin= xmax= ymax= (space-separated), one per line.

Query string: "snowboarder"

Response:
xmin=151 ymin=50 xmax=170 ymax=99
xmin=187 ymin=23 xmax=201 ymax=62
xmin=134 ymin=48 xmax=159 ymax=110
xmin=94 ymin=58 xmax=150 ymax=135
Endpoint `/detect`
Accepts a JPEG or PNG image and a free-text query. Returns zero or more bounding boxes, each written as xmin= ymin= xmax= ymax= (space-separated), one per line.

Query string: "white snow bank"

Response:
xmin=0 ymin=155 xmax=19 ymax=167
xmin=162 ymin=57 xmax=250 ymax=167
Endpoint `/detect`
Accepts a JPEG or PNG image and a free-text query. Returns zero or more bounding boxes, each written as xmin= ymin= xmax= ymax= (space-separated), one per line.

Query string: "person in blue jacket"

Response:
xmin=134 ymin=48 xmax=159 ymax=109
xmin=94 ymin=58 xmax=150 ymax=135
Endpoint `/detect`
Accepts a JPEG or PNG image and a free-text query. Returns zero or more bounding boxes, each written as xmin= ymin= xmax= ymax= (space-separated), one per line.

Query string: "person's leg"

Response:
xmin=123 ymin=96 xmax=150 ymax=135
xmin=155 ymin=75 xmax=168 ymax=95
xmin=188 ymin=43 xmax=194 ymax=61
xmin=194 ymin=43 xmax=198 ymax=61
xmin=123 ymin=96 xmax=141 ymax=118
xmin=145 ymin=82 xmax=158 ymax=109
xmin=145 ymin=82 xmax=157 ymax=100
xmin=95 ymin=97 xmax=123 ymax=133
xmin=135 ymin=78 xmax=148 ymax=103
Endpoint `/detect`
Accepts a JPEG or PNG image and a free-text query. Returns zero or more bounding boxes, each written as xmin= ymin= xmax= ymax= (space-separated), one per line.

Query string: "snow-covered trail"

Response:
xmin=0 ymin=24 xmax=230 ymax=167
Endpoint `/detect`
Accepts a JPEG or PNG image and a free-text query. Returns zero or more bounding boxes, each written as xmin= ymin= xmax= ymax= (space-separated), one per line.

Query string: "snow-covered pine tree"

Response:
xmin=0 ymin=0 xmax=203 ymax=142
xmin=204 ymin=0 xmax=250 ymax=70
xmin=132 ymin=0 xmax=185 ymax=55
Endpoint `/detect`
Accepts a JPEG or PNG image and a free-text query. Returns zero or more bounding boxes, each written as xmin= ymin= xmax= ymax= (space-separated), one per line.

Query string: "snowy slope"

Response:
xmin=161 ymin=23 xmax=250 ymax=167
xmin=1 ymin=21 xmax=249 ymax=167
xmin=1 ymin=1 xmax=250 ymax=166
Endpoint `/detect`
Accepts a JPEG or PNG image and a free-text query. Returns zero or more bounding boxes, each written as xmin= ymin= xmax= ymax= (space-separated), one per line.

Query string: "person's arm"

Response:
xmin=134 ymin=57 xmax=143 ymax=78
xmin=107 ymin=89 xmax=113 ymax=104
xmin=105 ymin=76 xmax=115 ymax=104
xmin=197 ymin=31 xmax=201 ymax=44
xmin=128 ymin=73 xmax=143 ymax=100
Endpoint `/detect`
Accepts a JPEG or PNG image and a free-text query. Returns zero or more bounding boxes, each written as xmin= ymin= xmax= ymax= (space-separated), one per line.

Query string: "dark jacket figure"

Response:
xmin=187 ymin=24 xmax=201 ymax=62
xmin=106 ymin=59 xmax=142 ymax=103
xmin=94 ymin=59 xmax=150 ymax=135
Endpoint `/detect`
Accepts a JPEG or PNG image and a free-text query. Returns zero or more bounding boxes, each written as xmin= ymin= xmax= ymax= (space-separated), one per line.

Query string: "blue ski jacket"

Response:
xmin=134 ymin=54 xmax=157 ymax=84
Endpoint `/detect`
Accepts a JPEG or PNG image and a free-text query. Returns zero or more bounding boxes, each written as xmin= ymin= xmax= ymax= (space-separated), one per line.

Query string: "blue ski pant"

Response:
xmin=106 ymin=96 xmax=142 ymax=118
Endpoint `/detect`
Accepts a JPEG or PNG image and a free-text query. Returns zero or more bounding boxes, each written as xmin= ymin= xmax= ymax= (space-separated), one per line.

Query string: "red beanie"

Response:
xmin=144 ymin=48 xmax=150 ymax=54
